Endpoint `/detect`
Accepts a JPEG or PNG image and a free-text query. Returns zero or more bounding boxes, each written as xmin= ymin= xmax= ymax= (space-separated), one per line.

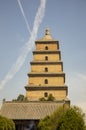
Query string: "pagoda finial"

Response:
xmin=45 ymin=28 xmax=50 ymax=35
xmin=37 ymin=28 xmax=56 ymax=41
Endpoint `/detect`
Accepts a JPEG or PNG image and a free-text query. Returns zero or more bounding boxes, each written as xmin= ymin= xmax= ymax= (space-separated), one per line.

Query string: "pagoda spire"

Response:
xmin=45 ymin=28 xmax=50 ymax=35
xmin=37 ymin=28 xmax=56 ymax=41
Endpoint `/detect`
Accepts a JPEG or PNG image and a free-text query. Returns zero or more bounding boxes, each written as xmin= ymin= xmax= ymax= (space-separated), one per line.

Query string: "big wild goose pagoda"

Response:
xmin=0 ymin=28 xmax=70 ymax=130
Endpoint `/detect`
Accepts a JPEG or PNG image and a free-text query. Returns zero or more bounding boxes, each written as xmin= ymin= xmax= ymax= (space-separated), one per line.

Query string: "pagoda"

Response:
xmin=25 ymin=28 xmax=69 ymax=103
xmin=0 ymin=28 xmax=70 ymax=129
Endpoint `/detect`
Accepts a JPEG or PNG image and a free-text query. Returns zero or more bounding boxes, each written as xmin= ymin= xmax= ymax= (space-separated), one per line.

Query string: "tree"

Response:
xmin=57 ymin=106 xmax=86 ymax=130
xmin=47 ymin=94 xmax=55 ymax=101
xmin=37 ymin=106 xmax=86 ymax=130
xmin=37 ymin=106 xmax=66 ymax=130
xmin=12 ymin=94 xmax=28 ymax=102
xmin=17 ymin=94 xmax=25 ymax=101
xmin=37 ymin=116 xmax=51 ymax=130
xmin=0 ymin=115 xmax=15 ymax=130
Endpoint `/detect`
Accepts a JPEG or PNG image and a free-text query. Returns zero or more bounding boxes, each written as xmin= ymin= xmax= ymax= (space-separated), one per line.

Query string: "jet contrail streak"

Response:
xmin=17 ymin=0 xmax=31 ymax=34
xmin=0 ymin=0 xmax=46 ymax=90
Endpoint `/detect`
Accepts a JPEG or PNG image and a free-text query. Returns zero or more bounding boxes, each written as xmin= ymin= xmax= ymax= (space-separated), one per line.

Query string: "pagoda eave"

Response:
xmin=25 ymin=85 xmax=68 ymax=91
xmin=35 ymin=40 xmax=58 ymax=43
xmin=28 ymin=73 xmax=65 ymax=77
xmin=30 ymin=61 xmax=63 ymax=65
xmin=33 ymin=50 xmax=61 ymax=54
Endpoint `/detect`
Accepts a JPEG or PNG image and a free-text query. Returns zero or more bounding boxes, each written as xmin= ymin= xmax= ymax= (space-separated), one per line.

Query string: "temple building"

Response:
xmin=0 ymin=28 xmax=70 ymax=130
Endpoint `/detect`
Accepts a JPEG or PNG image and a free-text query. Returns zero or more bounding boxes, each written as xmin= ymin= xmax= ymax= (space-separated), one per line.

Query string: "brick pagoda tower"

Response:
xmin=0 ymin=28 xmax=70 ymax=129
xmin=25 ymin=28 xmax=69 ymax=103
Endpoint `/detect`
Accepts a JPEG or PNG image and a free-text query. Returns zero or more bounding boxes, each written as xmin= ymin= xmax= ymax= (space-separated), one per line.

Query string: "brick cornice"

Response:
xmin=33 ymin=50 xmax=61 ymax=54
xmin=30 ymin=61 xmax=63 ymax=65
xmin=28 ymin=72 xmax=65 ymax=77
xmin=25 ymin=86 xmax=68 ymax=91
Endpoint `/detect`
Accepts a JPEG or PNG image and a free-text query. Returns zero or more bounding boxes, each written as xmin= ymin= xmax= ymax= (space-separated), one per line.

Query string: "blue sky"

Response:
xmin=0 ymin=0 xmax=86 ymax=112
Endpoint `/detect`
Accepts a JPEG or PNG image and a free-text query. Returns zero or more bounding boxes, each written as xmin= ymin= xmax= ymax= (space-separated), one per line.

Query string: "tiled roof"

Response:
xmin=0 ymin=101 xmax=63 ymax=120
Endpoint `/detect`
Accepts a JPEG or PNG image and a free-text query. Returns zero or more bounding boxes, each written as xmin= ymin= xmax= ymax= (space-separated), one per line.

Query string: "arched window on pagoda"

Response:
xmin=44 ymin=92 xmax=48 ymax=97
xmin=45 ymin=56 xmax=48 ymax=61
xmin=45 ymin=67 xmax=48 ymax=72
xmin=45 ymin=79 xmax=48 ymax=84
xmin=45 ymin=46 xmax=48 ymax=50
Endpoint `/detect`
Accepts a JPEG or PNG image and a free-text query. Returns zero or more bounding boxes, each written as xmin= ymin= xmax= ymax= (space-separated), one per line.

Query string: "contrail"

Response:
xmin=17 ymin=0 xmax=31 ymax=34
xmin=0 ymin=0 xmax=46 ymax=90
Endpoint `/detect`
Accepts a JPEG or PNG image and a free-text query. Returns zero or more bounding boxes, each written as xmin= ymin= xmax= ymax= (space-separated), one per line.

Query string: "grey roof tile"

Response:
xmin=0 ymin=101 xmax=63 ymax=120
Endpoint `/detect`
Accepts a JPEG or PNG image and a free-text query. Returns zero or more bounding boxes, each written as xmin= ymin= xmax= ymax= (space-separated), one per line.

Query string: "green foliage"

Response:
xmin=57 ymin=106 xmax=86 ymax=130
xmin=47 ymin=94 xmax=55 ymax=101
xmin=39 ymin=94 xmax=55 ymax=101
xmin=17 ymin=94 xmax=24 ymax=101
xmin=39 ymin=97 xmax=46 ymax=101
xmin=12 ymin=94 xmax=28 ymax=102
xmin=50 ymin=106 xmax=67 ymax=130
xmin=37 ymin=106 xmax=86 ymax=130
xmin=37 ymin=106 xmax=66 ymax=130
xmin=0 ymin=115 xmax=15 ymax=130
xmin=37 ymin=116 xmax=51 ymax=130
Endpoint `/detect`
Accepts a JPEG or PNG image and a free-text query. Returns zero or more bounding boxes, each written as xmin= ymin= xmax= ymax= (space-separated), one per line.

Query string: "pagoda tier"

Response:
xmin=25 ymin=86 xmax=68 ymax=101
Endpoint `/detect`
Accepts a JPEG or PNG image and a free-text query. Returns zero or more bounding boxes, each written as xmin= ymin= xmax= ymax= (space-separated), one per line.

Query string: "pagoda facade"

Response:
xmin=25 ymin=28 xmax=69 ymax=103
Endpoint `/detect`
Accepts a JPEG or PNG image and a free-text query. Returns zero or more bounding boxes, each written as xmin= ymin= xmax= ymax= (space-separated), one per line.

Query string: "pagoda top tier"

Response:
xmin=37 ymin=28 xmax=56 ymax=42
